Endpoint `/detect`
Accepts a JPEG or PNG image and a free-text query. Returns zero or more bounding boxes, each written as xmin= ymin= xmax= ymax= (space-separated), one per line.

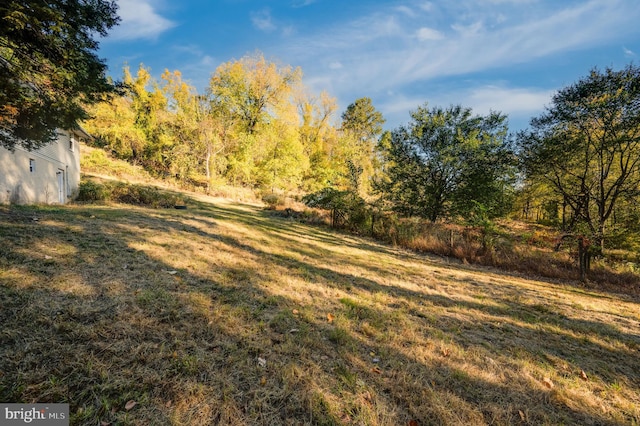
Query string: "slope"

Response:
xmin=0 ymin=189 xmax=639 ymax=425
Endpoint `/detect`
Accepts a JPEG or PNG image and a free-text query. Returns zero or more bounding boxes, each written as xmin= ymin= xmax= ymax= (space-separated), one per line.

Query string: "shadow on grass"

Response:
xmin=186 ymin=213 xmax=640 ymax=387
xmin=0 ymin=201 xmax=638 ymax=425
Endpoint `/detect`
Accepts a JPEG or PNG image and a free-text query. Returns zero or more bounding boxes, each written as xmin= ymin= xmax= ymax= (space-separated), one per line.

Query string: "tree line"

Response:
xmin=81 ymin=58 xmax=640 ymax=254
xmin=83 ymin=54 xmax=386 ymax=197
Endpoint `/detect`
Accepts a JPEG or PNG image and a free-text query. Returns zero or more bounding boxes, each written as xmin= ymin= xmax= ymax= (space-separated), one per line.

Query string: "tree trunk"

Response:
xmin=578 ymin=236 xmax=591 ymax=282
xmin=449 ymin=229 xmax=454 ymax=254
xmin=370 ymin=213 xmax=375 ymax=236
xmin=596 ymin=221 xmax=605 ymax=254
xmin=205 ymin=145 xmax=211 ymax=192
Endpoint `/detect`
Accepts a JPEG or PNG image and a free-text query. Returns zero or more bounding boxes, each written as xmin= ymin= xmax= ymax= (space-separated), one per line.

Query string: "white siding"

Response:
xmin=0 ymin=129 xmax=83 ymax=204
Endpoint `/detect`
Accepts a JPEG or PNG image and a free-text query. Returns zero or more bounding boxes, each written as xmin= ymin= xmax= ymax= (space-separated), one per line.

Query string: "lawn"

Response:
xmin=1 ymin=194 xmax=639 ymax=425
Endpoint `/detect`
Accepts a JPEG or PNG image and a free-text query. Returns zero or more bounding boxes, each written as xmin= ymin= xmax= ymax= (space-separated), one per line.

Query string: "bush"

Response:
xmin=302 ymin=188 xmax=371 ymax=232
xmin=77 ymin=180 xmax=109 ymax=202
xmin=262 ymin=192 xmax=285 ymax=210
xmin=76 ymin=180 xmax=182 ymax=208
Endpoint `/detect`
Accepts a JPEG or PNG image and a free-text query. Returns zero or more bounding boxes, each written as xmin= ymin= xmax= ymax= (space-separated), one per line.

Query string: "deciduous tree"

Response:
xmin=209 ymin=52 xmax=301 ymax=135
xmin=519 ymin=65 xmax=640 ymax=252
xmin=378 ymin=104 xmax=514 ymax=222
xmin=339 ymin=97 xmax=385 ymax=196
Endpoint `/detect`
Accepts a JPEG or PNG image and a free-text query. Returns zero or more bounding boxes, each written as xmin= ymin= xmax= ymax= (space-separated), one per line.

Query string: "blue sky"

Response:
xmin=98 ymin=0 xmax=640 ymax=131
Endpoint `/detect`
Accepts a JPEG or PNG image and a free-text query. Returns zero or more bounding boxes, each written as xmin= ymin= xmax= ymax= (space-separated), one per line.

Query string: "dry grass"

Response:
xmin=1 ymin=192 xmax=640 ymax=425
xmin=333 ymin=215 xmax=640 ymax=295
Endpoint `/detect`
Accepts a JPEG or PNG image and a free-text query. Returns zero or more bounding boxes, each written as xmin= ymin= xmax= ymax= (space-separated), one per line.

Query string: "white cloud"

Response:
xmin=482 ymin=0 xmax=537 ymax=4
xmin=109 ymin=0 xmax=175 ymax=40
xmin=624 ymin=47 xmax=636 ymax=57
xmin=336 ymin=1 xmax=633 ymax=89
xmin=420 ymin=2 xmax=434 ymax=12
xmin=282 ymin=25 xmax=296 ymax=37
xmin=465 ymin=86 xmax=554 ymax=116
xmin=251 ymin=9 xmax=277 ymax=32
xmin=495 ymin=13 xmax=508 ymax=24
xmin=292 ymin=0 xmax=316 ymax=7
xmin=378 ymin=85 xmax=553 ymax=129
xmin=416 ymin=27 xmax=444 ymax=41
xmin=200 ymin=55 xmax=217 ymax=67
xmin=265 ymin=0 xmax=640 ymax=128
xmin=396 ymin=6 xmax=416 ymax=17
xmin=451 ymin=21 xmax=483 ymax=36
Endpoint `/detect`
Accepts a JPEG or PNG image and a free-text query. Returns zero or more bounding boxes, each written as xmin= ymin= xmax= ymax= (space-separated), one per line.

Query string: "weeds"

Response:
xmin=291 ymin=205 xmax=640 ymax=294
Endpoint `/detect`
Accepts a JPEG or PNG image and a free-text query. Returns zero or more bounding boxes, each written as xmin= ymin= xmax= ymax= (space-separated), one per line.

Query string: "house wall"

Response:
xmin=0 ymin=130 xmax=81 ymax=204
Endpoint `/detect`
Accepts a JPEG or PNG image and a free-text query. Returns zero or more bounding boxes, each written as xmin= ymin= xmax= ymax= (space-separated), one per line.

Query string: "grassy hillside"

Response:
xmin=1 ymin=190 xmax=639 ymax=425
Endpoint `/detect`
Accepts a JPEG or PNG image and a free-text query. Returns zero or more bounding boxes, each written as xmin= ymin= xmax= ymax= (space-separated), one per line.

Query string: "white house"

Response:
xmin=0 ymin=128 xmax=90 ymax=204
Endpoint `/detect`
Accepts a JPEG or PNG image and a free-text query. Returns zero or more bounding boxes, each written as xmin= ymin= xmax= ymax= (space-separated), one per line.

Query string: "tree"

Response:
xmin=209 ymin=52 xmax=302 ymax=135
xmin=160 ymin=69 xmax=206 ymax=183
xmin=297 ymin=91 xmax=340 ymax=190
xmin=0 ymin=0 xmax=119 ymax=150
xmin=207 ymin=52 xmax=304 ymax=187
xmin=84 ymin=66 xmax=144 ymax=162
xmin=519 ymin=65 xmax=640 ymax=252
xmin=341 ymin=97 xmax=385 ymax=143
xmin=378 ymin=104 xmax=514 ymax=222
xmin=339 ymin=97 xmax=386 ymax=196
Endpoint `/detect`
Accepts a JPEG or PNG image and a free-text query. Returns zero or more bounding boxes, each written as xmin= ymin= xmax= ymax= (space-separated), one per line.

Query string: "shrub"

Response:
xmin=76 ymin=180 xmax=182 ymax=208
xmin=77 ymin=180 xmax=109 ymax=202
xmin=303 ymin=188 xmax=371 ymax=232
xmin=262 ymin=192 xmax=285 ymax=210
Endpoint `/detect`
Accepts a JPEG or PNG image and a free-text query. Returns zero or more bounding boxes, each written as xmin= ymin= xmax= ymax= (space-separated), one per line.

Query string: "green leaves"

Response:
xmin=377 ymin=104 xmax=514 ymax=222
xmin=302 ymin=187 xmax=367 ymax=229
xmin=341 ymin=97 xmax=385 ymax=143
xmin=1 ymin=0 xmax=120 ymax=150
xmin=519 ymin=64 xmax=640 ymax=251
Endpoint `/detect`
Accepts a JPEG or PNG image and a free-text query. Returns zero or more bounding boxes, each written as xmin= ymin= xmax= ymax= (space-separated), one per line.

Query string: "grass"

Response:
xmin=278 ymin=207 xmax=640 ymax=295
xmin=1 ymin=189 xmax=640 ymax=425
xmin=80 ymin=145 xmax=261 ymax=204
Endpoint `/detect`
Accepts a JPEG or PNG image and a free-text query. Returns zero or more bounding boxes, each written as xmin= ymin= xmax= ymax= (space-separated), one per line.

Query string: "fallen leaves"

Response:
xmin=327 ymin=313 xmax=335 ymax=323
xmin=542 ymin=377 xmax=554 ymax=389
xmin=580 ymin=370 xmax=588 ymax=381
xmin=124 ymin=400 xmax=137 ymax=411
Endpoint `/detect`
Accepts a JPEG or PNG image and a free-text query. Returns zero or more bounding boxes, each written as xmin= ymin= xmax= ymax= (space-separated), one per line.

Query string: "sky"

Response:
xmin=97 ymin=0 xmax=640 ymax=132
